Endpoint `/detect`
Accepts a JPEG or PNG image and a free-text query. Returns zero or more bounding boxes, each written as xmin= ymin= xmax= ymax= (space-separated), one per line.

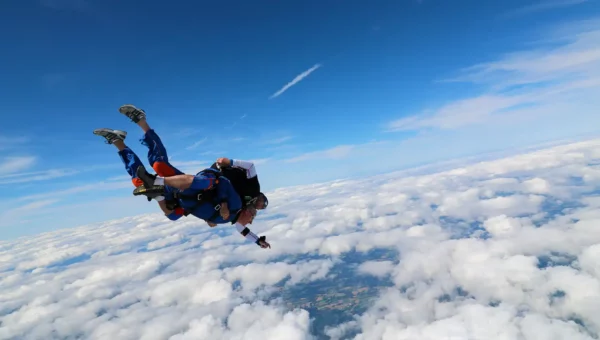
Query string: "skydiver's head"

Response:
xmin=254 ymin=192 xmax=268 ymax=210
xmin=238 ymin=205 xmax=257 ymax=225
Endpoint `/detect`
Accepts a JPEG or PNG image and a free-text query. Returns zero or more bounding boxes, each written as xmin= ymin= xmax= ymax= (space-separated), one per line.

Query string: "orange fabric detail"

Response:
xmin=153 ymin=161 xmax=177 ymax=177
xmin=204 ymin=178 xmax=217 ymax=190
xmin=132 ymin=178 xmax=144 ymax=187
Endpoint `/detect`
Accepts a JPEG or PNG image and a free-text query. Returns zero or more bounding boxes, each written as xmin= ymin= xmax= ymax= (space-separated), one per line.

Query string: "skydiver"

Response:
xmin=93 ymin=104 xmax=271 ymax=248
xmin=211 ymin=157 xmax=269 ymax=210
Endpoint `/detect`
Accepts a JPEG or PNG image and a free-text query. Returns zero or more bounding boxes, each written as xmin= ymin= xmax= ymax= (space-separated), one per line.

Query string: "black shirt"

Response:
xmin=211 ymin=162 xmax=260 ymax=204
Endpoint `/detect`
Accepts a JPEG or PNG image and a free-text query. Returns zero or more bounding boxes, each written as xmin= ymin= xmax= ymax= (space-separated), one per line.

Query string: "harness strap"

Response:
xmin=171 ymin=168 xmax=224 ymax=218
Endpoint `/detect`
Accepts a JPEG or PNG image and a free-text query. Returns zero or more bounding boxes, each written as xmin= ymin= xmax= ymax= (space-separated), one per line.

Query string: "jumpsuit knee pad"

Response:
xmin=153 ymin=161 xmax=178 ymax=177
xmin=132 ymin=178 xmax=144 ymax=187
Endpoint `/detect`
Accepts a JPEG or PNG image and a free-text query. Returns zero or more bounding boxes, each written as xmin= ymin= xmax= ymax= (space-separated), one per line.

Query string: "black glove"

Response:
xmin=165 ymin=199 xmax=180 ymax=210
xmin=256 ymin=235 xmax=270 ymax=248
xmin=133 ymin=184 xmax=166 ymax=201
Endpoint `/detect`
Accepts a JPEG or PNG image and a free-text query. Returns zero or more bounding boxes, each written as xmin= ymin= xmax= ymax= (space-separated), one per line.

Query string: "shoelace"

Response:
xmin=101 ymin=132 xmax=120 ymax=144
xmin=125 ymin=109 xmax=145 ymax=121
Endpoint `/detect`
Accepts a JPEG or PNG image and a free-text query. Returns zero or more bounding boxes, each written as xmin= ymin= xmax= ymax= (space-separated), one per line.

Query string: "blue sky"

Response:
xmin=1 ymin=0 xmax=600 ymax=239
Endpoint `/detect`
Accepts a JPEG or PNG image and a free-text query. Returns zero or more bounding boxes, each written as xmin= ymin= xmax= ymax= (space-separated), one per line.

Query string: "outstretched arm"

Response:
xmin=157 ymin=200 xmax=173 ymax=215
xmin=217 ymin=157 xmax=257 ymax=178
xmin=235 ymin=222 xmax=259 ymax=242
xmin=234 ymin=222 xmax=269 ymax=248
xmin=158 ymin=200 xmax=185 ymax=221
xmin=232 ymin=159 xmax=257 ymax=179
xmin=233 ymin=209 xmax=270 ymax=248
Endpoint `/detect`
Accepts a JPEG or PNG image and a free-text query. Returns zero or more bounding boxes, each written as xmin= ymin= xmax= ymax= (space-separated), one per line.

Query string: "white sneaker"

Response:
xmin=119 ymin=104 xmax=146 ymax=123
xmin=93 ymin=128 xmax=127 ymax=144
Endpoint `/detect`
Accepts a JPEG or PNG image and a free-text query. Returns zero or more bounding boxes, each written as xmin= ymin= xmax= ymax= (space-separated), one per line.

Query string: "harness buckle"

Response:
xmin=214 ymin=204 xmax=221 ymax=211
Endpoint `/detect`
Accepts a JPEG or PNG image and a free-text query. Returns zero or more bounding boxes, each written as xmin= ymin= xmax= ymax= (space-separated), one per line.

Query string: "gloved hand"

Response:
xmin=216 ymin=157 xmax=232 ymax=168
xmin=256 ymin=235 xmax=270 ymax=249
xmin=165 ymin=200 xmax=180 ymax=210
xmin=133 ymin=184 xmax=166 ymax=201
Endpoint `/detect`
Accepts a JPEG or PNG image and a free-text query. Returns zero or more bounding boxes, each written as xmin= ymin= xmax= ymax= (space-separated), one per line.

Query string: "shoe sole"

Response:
xmin=119 ymin=105 xmax=146 ymax=121
xmin=93 ymin=128 xmax=127 ymax=143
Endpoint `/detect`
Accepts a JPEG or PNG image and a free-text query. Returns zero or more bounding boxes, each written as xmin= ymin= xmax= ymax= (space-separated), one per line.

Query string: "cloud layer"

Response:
xmin=3 ymin=138 xmax=600 ymax=339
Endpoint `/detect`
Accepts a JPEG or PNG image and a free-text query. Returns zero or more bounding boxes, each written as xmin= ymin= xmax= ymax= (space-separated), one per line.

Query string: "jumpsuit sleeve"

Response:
xmin=166 ymin=207 xmax=185 ymax=221
xmin=234 ymin=222 xmax=260 ymax=243
xmin=230 ymin=159 xmax=257 ymax=178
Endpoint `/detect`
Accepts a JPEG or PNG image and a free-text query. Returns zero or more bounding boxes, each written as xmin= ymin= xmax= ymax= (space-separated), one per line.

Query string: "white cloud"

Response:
xmin=105 ymin=174 xmax=132 ymax=182
xmin=185 ymin=137 xmax=207 ymax=150
xmin=250 ymin=158 xmax=270 ymax=166
xmin=222 ymin=259 xmax=335 ymax=293
xmin=0 ymin=156 xmax=36 ymax=175
xmin=0 ymin=199 xmax=61 ymax=230
xmin=504 ymin=0 xmax=589 ymax=17
xmin=16 ymin=179 xmax=132 ymax=202
xmin=4 ymin=138 xmax=600 ymax=338
xmin=241 ymin=19 xmax=600 ymax=193
xmin=387 ymin=17 xmax=600 ymax=132
xmin=387 ymin=94 xmax=532 ymax=131
xmin=0 ymin=167 xmax=78 ymax=185
xmin=269 ymin=64 xmax=321 ymax=99
xmin=171 ymin=160 xmax=210 ymax=168
xmin=283 ymin=144 xmax=356 ymax=163
xmin=199 ymin=150 xmax=227 ymax=157
xmin=6 ymin=199 xmax=59 ymax=214
xmin=357 ymin=260 xmax=395 ymax=278
xmin=174 ymin=127 xmax=201 ymax=138
xmin=263 ymin=136 xmax=294 ymax=145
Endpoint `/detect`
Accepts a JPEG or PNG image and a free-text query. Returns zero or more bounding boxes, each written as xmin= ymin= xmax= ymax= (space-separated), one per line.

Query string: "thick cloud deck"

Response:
xmin=3 ymin=139 xmax=600 ymax=339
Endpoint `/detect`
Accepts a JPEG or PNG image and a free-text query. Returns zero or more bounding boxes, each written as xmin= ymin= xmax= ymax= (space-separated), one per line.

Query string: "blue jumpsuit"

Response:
xmin=117 ymin=129 xmax=242 ymax=222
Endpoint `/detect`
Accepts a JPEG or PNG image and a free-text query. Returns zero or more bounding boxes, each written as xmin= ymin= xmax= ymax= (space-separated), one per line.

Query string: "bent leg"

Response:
xmin=140 ymin=129 xmax=184 ymax=177
xmin=118 ymin=147 xmax=146 ymax=187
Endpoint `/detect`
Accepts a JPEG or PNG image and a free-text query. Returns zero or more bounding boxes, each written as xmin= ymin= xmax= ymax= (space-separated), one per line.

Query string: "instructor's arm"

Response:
xmin=158 ymin=200 xmax=173 ymax=215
